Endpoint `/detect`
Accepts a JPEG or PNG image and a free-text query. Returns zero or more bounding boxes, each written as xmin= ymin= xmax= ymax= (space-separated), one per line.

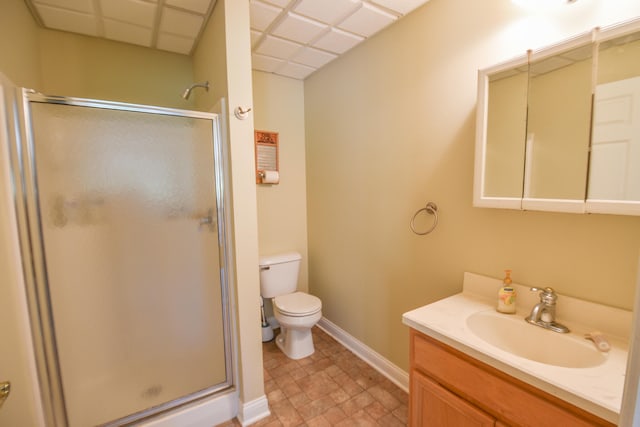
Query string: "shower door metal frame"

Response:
xmin=9 ymin=89 xmax=236 ymax=427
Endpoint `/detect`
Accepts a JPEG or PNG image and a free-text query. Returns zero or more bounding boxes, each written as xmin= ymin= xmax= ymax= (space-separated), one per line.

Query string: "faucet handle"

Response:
xmin=529 ymin=287 xmax=558 ymax=305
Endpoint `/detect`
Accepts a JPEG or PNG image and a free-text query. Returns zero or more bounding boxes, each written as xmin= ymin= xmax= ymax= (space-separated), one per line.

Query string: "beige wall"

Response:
xmin=599 ymin=38 xmax=640 ymax=84
xmin=193 ymin=0 xmax=228 ymax=110
xmin=305 ymin=0 xmax=640 ymax=372
xmin=38 ymin=30 xmax=194 ymax=109
xmin=253 ymin=71 xmax=309 ymax=292
xmin=0 ymin=0 xmax=41 ymax=87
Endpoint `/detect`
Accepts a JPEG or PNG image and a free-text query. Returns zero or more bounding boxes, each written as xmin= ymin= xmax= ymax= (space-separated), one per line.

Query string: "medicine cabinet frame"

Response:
xmin=474 ymin=17 xmax=640 ymax=216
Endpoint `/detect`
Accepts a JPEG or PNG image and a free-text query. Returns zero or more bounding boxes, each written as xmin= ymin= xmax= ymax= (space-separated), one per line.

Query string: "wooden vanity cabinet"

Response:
xmin=412 ymin=368 xmax=495 ymax=426
xmin=409 ymin=329 xmax=615 ymax=427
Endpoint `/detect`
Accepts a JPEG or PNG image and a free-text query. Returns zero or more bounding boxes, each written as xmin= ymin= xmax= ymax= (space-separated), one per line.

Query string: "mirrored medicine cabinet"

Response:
xmin=474 ymin=17 xmax=640 ymax=215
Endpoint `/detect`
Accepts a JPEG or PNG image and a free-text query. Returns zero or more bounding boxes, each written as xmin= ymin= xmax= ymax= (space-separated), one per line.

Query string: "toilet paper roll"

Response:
xmin=261 ymin=170 xmax=280 ymax=184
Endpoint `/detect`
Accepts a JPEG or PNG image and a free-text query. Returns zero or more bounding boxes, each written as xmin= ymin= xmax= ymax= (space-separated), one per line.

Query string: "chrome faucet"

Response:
xmin=525 ymin=287 xmax=570 ymax=333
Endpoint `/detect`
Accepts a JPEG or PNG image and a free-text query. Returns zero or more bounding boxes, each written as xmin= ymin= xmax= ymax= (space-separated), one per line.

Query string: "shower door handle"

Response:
xmin=0 ymin=381 xmax=10 ymax=409
xmin=198 ymin=208 xmax=216 ymax=232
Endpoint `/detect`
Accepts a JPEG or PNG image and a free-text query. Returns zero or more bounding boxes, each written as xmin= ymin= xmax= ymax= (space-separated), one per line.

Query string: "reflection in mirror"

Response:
xmin=525 ymin=43 xmax=593 ymax=200
xmin=589 ymin=31 xmax=640 ymax=201
xmin=484 ymin=67 xmax=528 ymax=198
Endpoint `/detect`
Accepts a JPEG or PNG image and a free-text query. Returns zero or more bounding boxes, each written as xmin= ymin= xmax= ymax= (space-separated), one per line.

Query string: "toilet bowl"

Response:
xmin=259 ymin=253 xmax=322 ymax=360
xmin=273 ymin=291 xmax=322 ymax=359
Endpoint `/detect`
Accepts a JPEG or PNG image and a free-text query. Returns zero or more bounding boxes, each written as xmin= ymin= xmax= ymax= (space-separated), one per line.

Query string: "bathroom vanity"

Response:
xmin=403 ymin=273 xmax=631 ymax=426
xmin=409 ymin=330 xmax=613 ymax=426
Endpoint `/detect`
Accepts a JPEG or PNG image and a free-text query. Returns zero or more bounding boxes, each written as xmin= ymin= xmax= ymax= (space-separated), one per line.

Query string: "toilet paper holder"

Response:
xmin=257 ymin=170 xmax=280 ymax=184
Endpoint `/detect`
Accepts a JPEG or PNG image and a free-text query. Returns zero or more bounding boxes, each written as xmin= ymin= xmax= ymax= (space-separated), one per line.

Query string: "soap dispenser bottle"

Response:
xmin=497 ymin=269 xmax=516 ymax=314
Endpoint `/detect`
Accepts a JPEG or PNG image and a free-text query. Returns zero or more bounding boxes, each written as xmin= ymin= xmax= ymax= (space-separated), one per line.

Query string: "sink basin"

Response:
xmin=466 ymin=310 xmax=607 ymax=368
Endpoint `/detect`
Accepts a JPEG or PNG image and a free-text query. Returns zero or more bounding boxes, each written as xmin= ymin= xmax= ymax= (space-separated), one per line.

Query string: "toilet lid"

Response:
xmin=274 ymin=292 xmax=322 ymax=316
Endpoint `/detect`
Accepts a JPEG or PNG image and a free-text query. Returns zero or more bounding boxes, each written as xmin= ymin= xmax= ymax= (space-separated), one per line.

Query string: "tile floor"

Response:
xmin=218 ymin=327 xmax=408 ymax=426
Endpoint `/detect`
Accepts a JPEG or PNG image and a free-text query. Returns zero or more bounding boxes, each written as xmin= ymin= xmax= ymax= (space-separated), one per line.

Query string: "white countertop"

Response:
xmin=402 ymin=272 xmax=631 ymax=424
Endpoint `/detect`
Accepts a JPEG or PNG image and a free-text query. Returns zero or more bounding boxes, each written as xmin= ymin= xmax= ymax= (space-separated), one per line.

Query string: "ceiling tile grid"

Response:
xmin=27 ymin=0 xmax=216 ymax=55
xmin=292 ymin=47 xmax=338 ymax=68
xmin=249 ymin=0 xmax=282 ymax=32
xmin=294 ymin=0 xmax=360 ymax=26
xmin=25 ymin=0 xmax=430 ymax=80
xmin=338 ymin=3 xmax=397 ymax=37
xmin=272 ymin=12 xmax=327 ymax=44
xmin=251 ymin=0 xmax=430 ymax=80
xmin=160 ymin=7 xmax=204 ymax=38
xmin=313 ymin=28 xmax=363 ymax=54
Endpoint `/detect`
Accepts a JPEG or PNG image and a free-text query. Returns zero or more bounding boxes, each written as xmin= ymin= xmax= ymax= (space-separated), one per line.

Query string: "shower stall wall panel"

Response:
xmin=18 ymin=98 xmax=232 ymax=426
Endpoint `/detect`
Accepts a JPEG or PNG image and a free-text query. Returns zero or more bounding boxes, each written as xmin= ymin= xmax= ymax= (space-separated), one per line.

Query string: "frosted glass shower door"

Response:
xmin=27 ymin=101 xmax=229 ymax=426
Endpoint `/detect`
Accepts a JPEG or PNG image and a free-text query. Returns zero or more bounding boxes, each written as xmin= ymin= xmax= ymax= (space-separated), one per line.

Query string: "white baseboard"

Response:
xmin=237 ymin=395 xmax=270 ymax=426
xmin=317 ymin=317 xmax=409 ymax=393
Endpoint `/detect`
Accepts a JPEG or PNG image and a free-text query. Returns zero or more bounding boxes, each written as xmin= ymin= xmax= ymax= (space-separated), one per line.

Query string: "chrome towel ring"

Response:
xmin=410 ymin=202 xmax=438 ymax=235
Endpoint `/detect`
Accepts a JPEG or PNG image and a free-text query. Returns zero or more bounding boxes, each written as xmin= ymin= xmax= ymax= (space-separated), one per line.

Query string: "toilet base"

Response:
xmin=275 ymin=327 xmax=315 ymax=360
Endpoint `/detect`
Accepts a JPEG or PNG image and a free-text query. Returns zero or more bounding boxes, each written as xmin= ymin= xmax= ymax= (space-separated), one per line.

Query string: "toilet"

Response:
xmin=259 ymin=252 xmax=322 ymax=360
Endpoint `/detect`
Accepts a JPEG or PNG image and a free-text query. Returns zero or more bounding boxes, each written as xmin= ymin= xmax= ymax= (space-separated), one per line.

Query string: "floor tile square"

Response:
xmin=219 ymin=327 xmax=409 ymax=426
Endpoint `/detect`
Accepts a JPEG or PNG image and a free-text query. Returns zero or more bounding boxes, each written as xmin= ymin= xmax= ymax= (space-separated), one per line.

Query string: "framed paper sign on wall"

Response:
xmin=255 ymin=130 xmax=279 ymax=184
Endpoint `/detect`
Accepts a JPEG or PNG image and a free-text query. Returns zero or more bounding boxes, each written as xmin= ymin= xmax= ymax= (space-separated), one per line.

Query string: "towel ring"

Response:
xmin=410 ymin=202 xmax=438 ymax=235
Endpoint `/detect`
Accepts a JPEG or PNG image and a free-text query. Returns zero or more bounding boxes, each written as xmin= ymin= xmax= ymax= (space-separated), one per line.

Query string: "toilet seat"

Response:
xmin=274 ymin=292 xmax=321 ymax=317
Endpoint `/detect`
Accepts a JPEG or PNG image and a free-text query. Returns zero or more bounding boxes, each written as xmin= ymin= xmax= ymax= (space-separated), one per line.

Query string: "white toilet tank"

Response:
xmin=259 ymin=252 xmax=301 ymax=298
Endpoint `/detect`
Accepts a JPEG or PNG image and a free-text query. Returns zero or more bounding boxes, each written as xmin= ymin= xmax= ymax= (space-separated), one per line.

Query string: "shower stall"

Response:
xmin=8 ymin=88 xmax=235 ymax=426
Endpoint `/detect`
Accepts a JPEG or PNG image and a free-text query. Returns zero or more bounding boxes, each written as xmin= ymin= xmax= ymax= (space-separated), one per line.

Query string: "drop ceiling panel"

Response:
xmin=370 ymin=0 xmax=427 ymax=15
xmin=251 ymin=30 xmax=263 ymax=47
xmin=272 ymin=12 xmax=327 ymax=44
xmin=277 ymin=62 xmax=316 ymax=79
xmin=530 ymin=56 xmax=574 ymax=76
xmin=313 ymin=28 xmax=364 ymax=54
xmin=561 ymin=45 xmax=593 ymax=62
xmin=34 ymin=0 xmax=94 ymax=14
xmin=262 ymin=0 xmax=291 ymax=7
xmin=252 ymin=53 xmax=286 ymax=72
xmin=250 ymin=0 xmax=282 ymax=32
xmin=157 ymin=32 xmax=194 ymax=54
xmin=160 ymin=8 xmax=203 ymax=37
xmin=338 ymin=3 xmax=397 ymax=37
xmin=103 ymin=19 xmax=153 ymax=47
xmin=100 ymin=0 xmax=156 ymax=28
xmin=165 ymin=0 xmax=211 ymax=14
xmin=255 ymin=35 xmax=303 ymax=59
xmin=25 ymin=0 xmax=431 ymax=80
xmin=294 ymin=0 xmax=360 ymax=25
xmin=292 ymin=47 xmax=338 ymax=68
xmin=35 ymin=4 xmax=98 ymax=36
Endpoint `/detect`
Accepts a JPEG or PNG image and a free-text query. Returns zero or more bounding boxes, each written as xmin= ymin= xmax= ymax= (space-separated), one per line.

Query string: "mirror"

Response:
xmin=525 ymin=41 xmax=593 ymax=202
xmin=474 ymin=55 xmax=529 ymax=209
xmin=474 ymin=17 xmax=640 ymax=215
xmin=484 ymin=66 xmax=528 ymax=199
xmin=588 ymin=30 xmax=640 ymax=204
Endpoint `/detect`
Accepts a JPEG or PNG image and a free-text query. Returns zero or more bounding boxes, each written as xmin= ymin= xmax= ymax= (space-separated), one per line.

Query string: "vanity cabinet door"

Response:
xmin=409 ymin=329 xmax=615 ymax=427
xmin=410 ymin=369 xmax=495 ymax=427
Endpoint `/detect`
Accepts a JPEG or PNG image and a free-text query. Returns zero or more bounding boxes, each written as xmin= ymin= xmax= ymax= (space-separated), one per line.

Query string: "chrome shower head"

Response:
xmin=182 ymin=81 xmax=210 ymax=100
